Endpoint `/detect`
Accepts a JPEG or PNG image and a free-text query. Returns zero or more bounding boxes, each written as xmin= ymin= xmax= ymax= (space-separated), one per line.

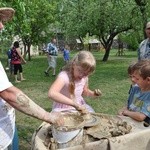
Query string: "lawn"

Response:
xmin=2 ymin=49 xmax=137 ymax=149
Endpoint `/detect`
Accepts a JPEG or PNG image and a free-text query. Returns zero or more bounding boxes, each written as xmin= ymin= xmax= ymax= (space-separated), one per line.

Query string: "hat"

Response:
xmin=0 ymin=7 xmax=15 ymax=23
xmin=146 ymin=22 xmax=150 ymax=29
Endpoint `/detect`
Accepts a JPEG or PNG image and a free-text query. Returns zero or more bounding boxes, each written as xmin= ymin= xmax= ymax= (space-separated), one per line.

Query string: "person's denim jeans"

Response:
xmin=12 ymin=125 xmax=19 ymax=150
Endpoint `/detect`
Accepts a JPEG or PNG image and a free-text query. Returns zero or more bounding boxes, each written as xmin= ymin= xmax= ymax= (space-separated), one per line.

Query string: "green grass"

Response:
xmin=1 ymin=49 xmax=137 ymax=149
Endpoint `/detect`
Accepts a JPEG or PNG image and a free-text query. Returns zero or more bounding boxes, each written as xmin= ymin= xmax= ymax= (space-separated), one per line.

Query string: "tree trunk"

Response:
xmin=23 ymin=43 xmax=27 ymax=58
xmin=27 ymin=43 xmax=31 ymax=61
xmin=102 ymin=45 xmax=111 ymax=61
xmin=101 ymin=35 xmax=114 ymax=61
xmin=100 ymin=26 xmax=132 ymax=61
xmin=88 ymin=43 xmax=91 ymax=51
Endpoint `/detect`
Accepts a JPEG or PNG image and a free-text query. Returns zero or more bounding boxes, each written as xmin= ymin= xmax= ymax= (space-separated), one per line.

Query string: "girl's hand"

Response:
xmin=73 ymin=102 xmax=89 ymax=114
xmin=94 ymin=89 xmax=102 ymax=96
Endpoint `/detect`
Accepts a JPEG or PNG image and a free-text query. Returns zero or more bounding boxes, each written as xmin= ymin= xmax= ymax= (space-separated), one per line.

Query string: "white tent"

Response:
xmin=89 ymin=39 xmax=100 ymax=44
xmin=76 ymin=39 xmax=82 ymax=43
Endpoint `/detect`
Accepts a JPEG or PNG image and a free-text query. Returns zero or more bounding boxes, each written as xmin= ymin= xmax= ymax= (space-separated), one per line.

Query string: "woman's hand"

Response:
xmin=47 ymin=112 xmax=64 ymax=126
xmin=23 ymin=60 xmax=27 ymax=64
xmin=21 ymin=59 xmax=26 ymax=64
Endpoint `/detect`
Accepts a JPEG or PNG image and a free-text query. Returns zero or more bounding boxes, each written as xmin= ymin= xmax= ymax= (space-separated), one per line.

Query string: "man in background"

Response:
xmin=44 ymin=38 xmax=58 ymax=76
xmin=138 ymin=22 xmax=150 ymax=60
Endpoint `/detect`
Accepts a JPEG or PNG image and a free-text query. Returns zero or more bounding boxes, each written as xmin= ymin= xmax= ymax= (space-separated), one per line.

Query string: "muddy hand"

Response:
xmin=74 ymin=103 xmax=89 ymax=114
xmin=48 ymin=112 xmax=64 ymax=126
xmin=94 ymin=89 xmax=102 ymax=96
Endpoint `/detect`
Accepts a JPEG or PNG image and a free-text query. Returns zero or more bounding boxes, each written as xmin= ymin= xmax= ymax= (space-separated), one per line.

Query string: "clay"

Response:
xmin=54 ymin=113 xmax=84 ymax=131
xmin=43 ymin=113 xmax=132 ymax=149
xmin=82 ymin=113 xmax=92 ymax=120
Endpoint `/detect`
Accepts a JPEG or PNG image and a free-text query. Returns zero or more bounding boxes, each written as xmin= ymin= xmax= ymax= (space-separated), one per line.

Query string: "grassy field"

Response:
xmin=1 ymin=49 xmax=137 ymax=149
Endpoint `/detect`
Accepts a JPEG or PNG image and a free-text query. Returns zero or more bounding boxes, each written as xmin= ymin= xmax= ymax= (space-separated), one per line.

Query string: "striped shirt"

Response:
xmin=46 ymin=43 xmax=58 ymax=56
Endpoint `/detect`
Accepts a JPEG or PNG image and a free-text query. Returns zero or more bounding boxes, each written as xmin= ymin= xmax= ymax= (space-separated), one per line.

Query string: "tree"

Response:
xmin=2 ymin=0 xmax=150 ymax=61
xmin=57 ymin=0 xmax=136 ymax=61
xmin=134 ymin=0 xmax=148 ymax=38
xmin=2 ymin=0 xmax=57 ymax=60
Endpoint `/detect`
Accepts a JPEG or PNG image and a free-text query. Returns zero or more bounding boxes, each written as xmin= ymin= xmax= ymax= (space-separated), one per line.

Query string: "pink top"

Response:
xmin=52 ymin=71 xmax=94 ymax=112
xmin=11 ymin=47 xmax=21 ymax=64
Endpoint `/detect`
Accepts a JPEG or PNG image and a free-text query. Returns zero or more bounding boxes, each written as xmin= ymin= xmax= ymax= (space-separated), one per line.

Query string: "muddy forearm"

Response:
xmin=1 ymin=87 xmax=49 ymax=123
xmin=6 ymin=92 xmax=64 ymax=125
xmin=14 ymin=93 xmax=48 ymax=121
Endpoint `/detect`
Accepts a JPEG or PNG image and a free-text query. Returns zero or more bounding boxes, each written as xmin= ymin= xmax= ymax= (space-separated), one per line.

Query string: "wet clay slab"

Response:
xmin=85 ymin=113 xmax=132 ymax=139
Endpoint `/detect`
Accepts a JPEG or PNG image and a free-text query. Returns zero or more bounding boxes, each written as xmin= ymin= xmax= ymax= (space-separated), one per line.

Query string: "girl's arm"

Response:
xmin=48 ymin=76 xmax=87 ymax=113
xmin=48 ymin=76 xmax=75 ymax=106
xmin=82 ymin=78 xmax=102 ymax=97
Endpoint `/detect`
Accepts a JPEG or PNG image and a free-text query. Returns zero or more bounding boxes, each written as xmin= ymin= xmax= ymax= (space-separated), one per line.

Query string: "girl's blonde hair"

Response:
xmin=62 ymin=50 xmax=96 ymax=97
xmin=133 ymin=59 xmax=150 ymax=79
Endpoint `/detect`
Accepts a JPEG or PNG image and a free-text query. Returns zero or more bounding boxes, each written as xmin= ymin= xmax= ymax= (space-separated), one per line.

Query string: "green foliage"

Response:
xmin=1 ymin=0 xmax=58 ymax=49
xmin=58 ymin=0 xmax=136 ymax=37
xmin=119 ymin=31 xmax=142 ymax=51
xmin=1 ymin=0 xmax=150 ymax=61
xmin=56 ymin=0 xmax=144 ymax=61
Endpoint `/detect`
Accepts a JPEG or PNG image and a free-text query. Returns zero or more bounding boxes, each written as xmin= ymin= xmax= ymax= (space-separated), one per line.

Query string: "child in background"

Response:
xmin=118 ymin=62 xmax=137 ymax=115
xmin=118 ymin=60 xmax=150 ymax=125
xmin=63 ymin=44 xmax=70 ymax=64
xmin=48 ymin=51 xmax=102 ymax=113
xmin=127 ymin=62 xmax=137 ymax=94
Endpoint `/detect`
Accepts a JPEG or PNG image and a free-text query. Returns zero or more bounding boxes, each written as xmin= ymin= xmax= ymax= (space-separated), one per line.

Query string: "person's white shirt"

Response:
xmin=0 ymin=62 xmax=15 ymax=149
